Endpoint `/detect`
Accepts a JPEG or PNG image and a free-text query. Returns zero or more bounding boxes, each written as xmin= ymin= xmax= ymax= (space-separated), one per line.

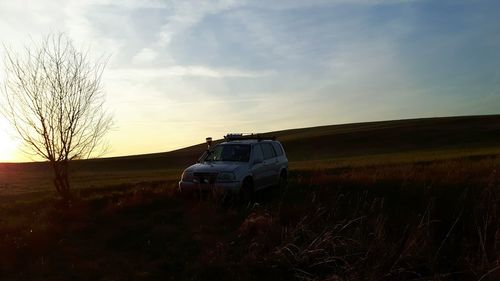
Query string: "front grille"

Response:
xmin=193 ymin=172 xmax=218 ymax=184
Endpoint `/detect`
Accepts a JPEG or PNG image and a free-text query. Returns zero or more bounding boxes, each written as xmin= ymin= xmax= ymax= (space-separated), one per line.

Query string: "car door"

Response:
xmin=251 ymin=144 xmax=267 ymax=189
xmin=260 ymin=142 xmax=279 ymax=187
xmin=272 ymin=141 xmax=287 ymax=171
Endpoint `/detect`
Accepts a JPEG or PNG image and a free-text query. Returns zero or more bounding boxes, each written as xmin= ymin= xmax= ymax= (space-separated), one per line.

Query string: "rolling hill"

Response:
xmin=2 ymin=114 xmax=500 ymax=172
xmin=78 ymin=114 xmax=500 ymax=169
xmin=1 ymin=114 xmax=499 ymax=194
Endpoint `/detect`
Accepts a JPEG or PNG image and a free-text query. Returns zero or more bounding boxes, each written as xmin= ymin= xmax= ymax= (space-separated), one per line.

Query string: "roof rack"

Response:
xmin=224 ymin=133 xmax=276 ymax=142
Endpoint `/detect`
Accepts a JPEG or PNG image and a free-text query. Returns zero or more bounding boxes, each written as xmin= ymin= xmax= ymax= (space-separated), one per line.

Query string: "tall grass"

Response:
xmin=0 ymin=157 xmax=498 ymax=280
xmin=225 ymin=158 xmax=500 ymax=280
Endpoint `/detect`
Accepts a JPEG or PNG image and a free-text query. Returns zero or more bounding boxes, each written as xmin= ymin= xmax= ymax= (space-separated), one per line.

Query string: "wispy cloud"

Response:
xmin=107 ymin=66 xmax=274 ymax=80
xmin=132 ymin=48 xmax=158 ymax=64
xmin=156 ymin=1 xmax=239 ymax=47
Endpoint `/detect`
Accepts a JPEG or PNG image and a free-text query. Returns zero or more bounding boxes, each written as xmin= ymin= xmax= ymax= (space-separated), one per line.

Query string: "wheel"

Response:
xmin=278 ymin=171 xmax=288 ymax=190
xmin=240 ymin=178 xmax=254 ymax=204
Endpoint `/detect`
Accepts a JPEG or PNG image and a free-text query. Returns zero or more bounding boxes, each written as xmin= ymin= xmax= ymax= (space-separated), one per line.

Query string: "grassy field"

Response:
xmin=0 ymin=115 xmax=499 ymax=280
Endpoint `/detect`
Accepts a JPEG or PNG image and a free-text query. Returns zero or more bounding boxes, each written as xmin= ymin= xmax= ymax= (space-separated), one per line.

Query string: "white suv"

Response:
xmin=178 ymin=134 xmax=288 ymax=198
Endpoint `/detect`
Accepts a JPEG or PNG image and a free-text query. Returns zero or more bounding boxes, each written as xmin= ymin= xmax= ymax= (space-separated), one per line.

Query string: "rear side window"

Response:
xmin=252 ymin=144 xmax=264 ymax=160
xmin=260 ymin=143 xmax=276 ymax=160
xmin=272 ymin=142 xmax=284 ymax=156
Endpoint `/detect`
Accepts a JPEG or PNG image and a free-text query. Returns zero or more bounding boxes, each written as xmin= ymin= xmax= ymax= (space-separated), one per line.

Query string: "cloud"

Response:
xmin=107 ymin=65 xmax=274 ymax=80
xmin=95 ymin=0 xmax=168 ymax=9
xmin=157 ymin=1 xmax=239 ymax=48
xmin=132 ymin=48 xmax=158 ymax=64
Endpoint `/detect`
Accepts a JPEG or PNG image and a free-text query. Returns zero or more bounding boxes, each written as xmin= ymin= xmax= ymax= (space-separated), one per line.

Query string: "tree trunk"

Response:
xmin=52 ymin=160 xmax=72 ymax=202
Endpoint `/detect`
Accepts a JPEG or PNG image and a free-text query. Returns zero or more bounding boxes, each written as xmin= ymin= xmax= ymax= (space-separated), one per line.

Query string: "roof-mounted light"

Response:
xmin=206 ymin=137 xmax=213 ymax=149
xmin=223 ymin=133 xmax=276 ymax=142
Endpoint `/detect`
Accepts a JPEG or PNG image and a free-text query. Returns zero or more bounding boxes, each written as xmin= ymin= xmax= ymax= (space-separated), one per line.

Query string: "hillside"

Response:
xmin=78 ymin=114 xmax=500 ymax=170
xmin=2 ymin=115 xmax=500 ymax=173
xmin=1 ymin=114 xmax=500 ymax=195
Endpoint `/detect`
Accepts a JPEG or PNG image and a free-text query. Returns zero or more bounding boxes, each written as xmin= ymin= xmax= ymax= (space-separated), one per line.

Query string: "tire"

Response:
xmin=278 ymin=171 xmax=288 ymax=190
xmin=240 ymin=178 xmax=254 ymax=204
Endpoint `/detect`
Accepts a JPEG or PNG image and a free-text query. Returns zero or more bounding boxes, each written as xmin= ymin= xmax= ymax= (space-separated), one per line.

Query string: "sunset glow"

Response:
xmin=0 ymin=119 xmax=19 ymax=162
xmin=0 ymin=0 xmax=499 ymax=162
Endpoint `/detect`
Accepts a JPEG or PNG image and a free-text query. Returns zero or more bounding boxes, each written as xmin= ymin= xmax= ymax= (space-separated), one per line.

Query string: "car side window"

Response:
xmin=261 ymin=143 xmax=276 ymax=160
xmin=253 ymin=144 xmax=264 ymax=161
xmin=272 ymin=142 xmax=284 ymax=156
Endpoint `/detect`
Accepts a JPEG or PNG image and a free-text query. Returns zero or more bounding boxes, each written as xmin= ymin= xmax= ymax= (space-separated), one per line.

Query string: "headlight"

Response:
xmin=181 ymin=171 xmax=193 ymax=181
xmin=217 ymin=172 xmax=236 ymax=182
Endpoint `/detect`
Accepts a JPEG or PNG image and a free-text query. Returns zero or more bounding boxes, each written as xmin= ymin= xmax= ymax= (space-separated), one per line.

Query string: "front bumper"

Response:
xmin=178 ymin=180 xmax=241 ymax=193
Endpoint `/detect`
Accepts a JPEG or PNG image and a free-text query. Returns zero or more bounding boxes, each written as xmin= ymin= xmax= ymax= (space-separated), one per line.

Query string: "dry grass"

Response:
xmin=0 ymin=155 xmax=499 ymax=280
xmin=0 ymin=168 xmax=181 ymax=199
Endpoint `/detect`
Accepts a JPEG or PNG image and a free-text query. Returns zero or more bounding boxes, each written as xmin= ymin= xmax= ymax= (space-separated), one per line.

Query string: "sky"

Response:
xmin=0 ymin=0 xmax=499 ymax=162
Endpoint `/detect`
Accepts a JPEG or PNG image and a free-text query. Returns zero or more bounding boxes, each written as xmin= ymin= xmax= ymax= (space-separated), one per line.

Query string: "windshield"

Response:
xmin=204 ymin=144 xmax=251 ymax=162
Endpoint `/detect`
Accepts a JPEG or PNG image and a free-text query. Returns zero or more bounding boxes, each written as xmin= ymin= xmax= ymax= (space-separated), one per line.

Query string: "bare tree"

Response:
xmin=1 ymin=34 xmax=112 ymax=201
